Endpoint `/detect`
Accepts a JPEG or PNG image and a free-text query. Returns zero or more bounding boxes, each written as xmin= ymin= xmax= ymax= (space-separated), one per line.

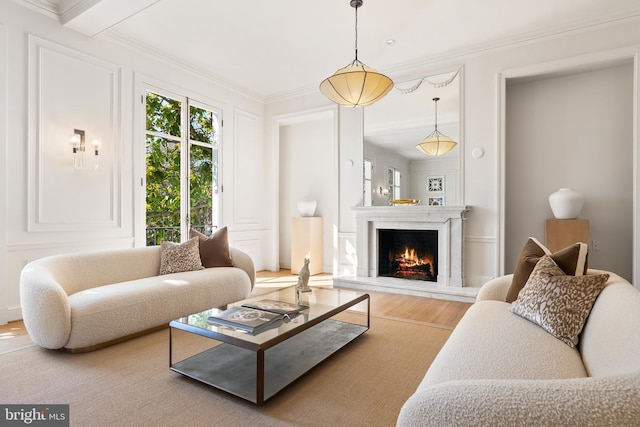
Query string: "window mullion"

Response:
xmin=180 ymin=98 xmax=191 ymax=241
xmin=189 ymin=139 xmax=211 ymax=149
xmin=146 ymin=130 xmax=181 ymax=142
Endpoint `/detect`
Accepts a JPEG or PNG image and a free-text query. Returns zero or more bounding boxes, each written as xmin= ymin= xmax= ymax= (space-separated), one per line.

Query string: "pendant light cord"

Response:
xmin=354 ymin=1 xmax=359 ymax=61
xmin=433 ymin=98 xmax=439 ymax=132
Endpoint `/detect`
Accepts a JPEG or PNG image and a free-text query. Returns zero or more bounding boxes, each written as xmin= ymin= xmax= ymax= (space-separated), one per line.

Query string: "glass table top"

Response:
xmin=170 ymin=286 xmax=369 ymax=346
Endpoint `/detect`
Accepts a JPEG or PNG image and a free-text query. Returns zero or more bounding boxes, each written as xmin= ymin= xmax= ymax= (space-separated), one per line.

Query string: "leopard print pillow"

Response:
xmin=509 ymin=255 xmax=608 ymax=348
xmin=159 ymin=236 xmax=204 ymax=275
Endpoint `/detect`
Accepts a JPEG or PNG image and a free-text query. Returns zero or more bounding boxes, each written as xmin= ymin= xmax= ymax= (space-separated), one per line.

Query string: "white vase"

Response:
xmin=548 ymin=188 xmax=584 ymax=219
xmin=297 ymin=200 xmax=317 ymax=217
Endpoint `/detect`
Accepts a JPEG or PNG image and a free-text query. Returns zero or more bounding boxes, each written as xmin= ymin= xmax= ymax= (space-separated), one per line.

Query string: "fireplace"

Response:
xmin=333 ymin=205 xmax=475 ymax=302
xmin=378 ymin=229 xmax=438 ymax=281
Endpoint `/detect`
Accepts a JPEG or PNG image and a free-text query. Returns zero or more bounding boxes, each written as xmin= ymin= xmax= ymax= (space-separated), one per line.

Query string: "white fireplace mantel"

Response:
xmin=334 ymin=205 xmax=477 ymax=302
xmin=352 ymin=205 xmax=469 ymax=225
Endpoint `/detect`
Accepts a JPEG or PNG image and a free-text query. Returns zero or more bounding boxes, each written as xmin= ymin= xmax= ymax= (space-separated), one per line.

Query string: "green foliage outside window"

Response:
xmin=145 ymin=92 xmax=218 ymax=245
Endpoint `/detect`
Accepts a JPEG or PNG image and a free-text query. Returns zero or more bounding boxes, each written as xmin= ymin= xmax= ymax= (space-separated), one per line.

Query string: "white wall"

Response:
xmin=0 ymin=0 xmax=267 ymax=322
xmin=505 ymin=63 xmax=634 ymax=279
xmin=336 ymin=108 xmax=363 ymax=275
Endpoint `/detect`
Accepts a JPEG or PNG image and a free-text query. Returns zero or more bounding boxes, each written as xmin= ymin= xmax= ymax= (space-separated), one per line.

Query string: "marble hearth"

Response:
xmin=333 ymin=205 xmax=478 ymax=302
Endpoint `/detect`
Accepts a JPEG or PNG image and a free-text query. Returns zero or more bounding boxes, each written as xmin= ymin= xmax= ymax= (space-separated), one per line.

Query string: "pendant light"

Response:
xmin=319 ymin=0 xmax=393 ymax=107
xmin=416 ymin=97 xmax=457 ymax=156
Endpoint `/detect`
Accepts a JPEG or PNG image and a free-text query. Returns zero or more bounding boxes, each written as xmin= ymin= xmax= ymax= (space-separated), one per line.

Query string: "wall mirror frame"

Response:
xmin=363 ymin=66 xmax=464 ymax=207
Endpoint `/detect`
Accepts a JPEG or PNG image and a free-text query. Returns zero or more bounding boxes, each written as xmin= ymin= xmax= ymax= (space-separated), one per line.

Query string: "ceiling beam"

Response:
xmin=59 ymin=0 xmax=160 ymax=37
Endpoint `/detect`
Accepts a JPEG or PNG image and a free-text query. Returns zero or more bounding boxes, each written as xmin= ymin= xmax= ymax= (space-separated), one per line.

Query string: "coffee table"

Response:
xmin=169 ymin=286 xmax=370 ymax=404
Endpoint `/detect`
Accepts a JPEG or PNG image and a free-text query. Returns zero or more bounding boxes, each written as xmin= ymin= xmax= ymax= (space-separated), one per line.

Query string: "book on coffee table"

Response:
xmin=241 ymin=299 xmax=309 ymax=316
xmin=207 ymin=307 xmax=285 ymax=335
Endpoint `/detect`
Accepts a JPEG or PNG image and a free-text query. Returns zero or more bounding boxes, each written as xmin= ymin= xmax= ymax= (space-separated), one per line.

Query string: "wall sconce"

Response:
xmin=379 ymin=187 xmax=389 ymax=196
xmin=69 ymin=129 xmax=101 ymax=170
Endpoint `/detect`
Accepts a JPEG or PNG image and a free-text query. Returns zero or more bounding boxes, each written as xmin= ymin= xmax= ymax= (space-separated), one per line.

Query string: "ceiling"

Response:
xmin=22 ymin=0 xmax=640 ymax=102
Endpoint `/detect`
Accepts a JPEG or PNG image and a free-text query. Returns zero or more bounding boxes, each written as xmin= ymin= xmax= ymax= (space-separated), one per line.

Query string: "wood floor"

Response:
xmin=255 ymin=270 xmax=471 ymax=328
xmin=0 ymin=321 xmax=32 ymax=354
xmin=0 ymin=270 xmax=471 ymax=354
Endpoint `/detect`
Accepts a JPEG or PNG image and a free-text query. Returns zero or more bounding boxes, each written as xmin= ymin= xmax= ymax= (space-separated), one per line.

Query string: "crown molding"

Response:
xmin=12 ymin=0 xmax=60 ymax=19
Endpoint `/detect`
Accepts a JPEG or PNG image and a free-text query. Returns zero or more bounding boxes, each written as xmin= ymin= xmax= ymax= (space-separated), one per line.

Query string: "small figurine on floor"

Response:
xmin=296 ymin=257 xmax=312 ymax=303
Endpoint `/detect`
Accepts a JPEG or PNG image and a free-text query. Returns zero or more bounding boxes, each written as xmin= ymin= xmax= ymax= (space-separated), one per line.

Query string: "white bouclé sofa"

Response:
xmin=19 ymin=246 xmax=254 ymax=352
xmin=397 ymin=270 xmax=640 ymax=426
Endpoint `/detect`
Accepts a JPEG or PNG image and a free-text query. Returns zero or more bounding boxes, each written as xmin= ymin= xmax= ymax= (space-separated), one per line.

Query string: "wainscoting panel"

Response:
xmin=27 ymin=36 xmax=121 ymax=232
xmin=463 ymin=236 xmax=497 ymax=287
xmin=228 ymin=231 xmax=263 ymax=271
xmin=336 ymin=232 xmax=357 ymax=276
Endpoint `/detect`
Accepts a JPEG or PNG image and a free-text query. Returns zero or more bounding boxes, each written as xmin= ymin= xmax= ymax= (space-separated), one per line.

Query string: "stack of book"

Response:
xmin=207 ymin=299 xmax=309 ymax=335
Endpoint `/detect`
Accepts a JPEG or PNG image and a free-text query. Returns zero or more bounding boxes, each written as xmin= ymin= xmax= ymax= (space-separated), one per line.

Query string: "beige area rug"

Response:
xmin=0 ymin=314 xmax=450 ymax=427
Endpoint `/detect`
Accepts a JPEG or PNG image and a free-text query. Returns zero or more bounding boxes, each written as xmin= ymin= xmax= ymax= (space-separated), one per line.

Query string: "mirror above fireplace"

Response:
xmin=363 ymin=68 xmax=463 ymax=206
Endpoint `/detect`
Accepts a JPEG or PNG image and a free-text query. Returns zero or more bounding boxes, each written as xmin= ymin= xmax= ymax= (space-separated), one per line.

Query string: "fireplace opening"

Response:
xmin=378 ymin=229 xmax=438 ymax=281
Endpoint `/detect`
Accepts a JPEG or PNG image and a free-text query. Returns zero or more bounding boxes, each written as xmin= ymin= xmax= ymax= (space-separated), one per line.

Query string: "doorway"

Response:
xmin=502 ymin=60 xmax=634 ymax=281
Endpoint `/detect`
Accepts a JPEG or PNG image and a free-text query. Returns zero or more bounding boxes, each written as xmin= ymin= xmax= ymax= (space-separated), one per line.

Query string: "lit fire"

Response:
xmin=394 ymin=247 xmax=434 ymax=270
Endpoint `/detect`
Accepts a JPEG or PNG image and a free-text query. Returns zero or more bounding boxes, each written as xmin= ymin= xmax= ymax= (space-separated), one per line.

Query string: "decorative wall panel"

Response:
xmin=28 ymin=36 xmax=121 ymax=232
xmin=233 ymin=108 xmax=260 ymax=225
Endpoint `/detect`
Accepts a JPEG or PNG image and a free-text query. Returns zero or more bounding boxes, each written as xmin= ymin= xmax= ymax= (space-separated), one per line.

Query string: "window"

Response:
xmin=363 ymin=159 xmax=373 ymax=206
xmin=388 ymin=167 xmax=401 ymax=200
xmin=145 ymin=90 xmax=221 ymax=245
xmin=189 ymin=103 xmax=220 ymax=237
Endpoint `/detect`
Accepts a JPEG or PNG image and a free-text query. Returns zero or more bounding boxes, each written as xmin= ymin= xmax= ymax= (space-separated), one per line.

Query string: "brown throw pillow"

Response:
xmin=505 ymin=237 xmax=589 ymax=302
xmin=509 ymin=255 xmax=608 ymax=348
xmin=189 ymin=227 xmax=233 ymax=268
xmin=159 ymin=236 xmax=204 ymax=275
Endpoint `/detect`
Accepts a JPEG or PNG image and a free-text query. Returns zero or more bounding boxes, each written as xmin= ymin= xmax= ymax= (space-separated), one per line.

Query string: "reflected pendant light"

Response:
xmin=319 ymin=0 xmax=393 ymax=107
xmin=416 ymin=97 xmax=457 ymax=156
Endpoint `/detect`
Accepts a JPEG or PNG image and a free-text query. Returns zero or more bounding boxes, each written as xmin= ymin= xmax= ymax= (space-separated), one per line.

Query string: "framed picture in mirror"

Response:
xmin=427 ymin=176 xmax=444 ymax=193
xmin=428 ymin=196 xmax=445 ymax=206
